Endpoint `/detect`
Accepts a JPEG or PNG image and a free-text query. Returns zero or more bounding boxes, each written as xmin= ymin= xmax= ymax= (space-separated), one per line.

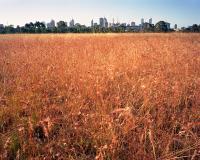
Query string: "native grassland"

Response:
xmin=0 ymin=34 xmax=200 ymax=159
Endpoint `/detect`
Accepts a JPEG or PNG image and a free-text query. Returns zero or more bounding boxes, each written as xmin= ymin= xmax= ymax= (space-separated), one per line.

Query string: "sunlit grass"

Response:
xmin=0 ymin=33 xmax=200 ymax=159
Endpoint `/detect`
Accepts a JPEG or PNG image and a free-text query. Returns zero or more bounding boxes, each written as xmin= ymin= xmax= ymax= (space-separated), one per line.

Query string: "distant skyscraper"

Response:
xmin=69 ymin=19 xmax=75 ymax=27
xmin=99 ymin=17 xmax=108 ymax=28
xmin=91 ymin=19 xmax=94 ymax=27
xmin=141 ymin=18 xmax=144 ymax=25
xmin=47 ymin=20 xmax=55 ymax=28
xmin=149 ymin=18 xmax=152 ymax=24
xmin=166 ymin=22 xmax=171 ymax=30
xmin=121 ymin=23 xmax=127 ymax=27
xmin=174 ymin=24 xmax=178 ymax=29
xmin=109 ymin=23 xmax=112 ymax=27
xmin=131 ymin=22 xmax=136 ymax=26
xmin=104 ymin=18 xmax=108 ymax=28
xmin=99 ymin=18 xmax=104 ymax=27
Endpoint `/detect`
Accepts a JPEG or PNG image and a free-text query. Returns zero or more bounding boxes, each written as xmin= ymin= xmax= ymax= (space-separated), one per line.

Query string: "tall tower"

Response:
xmin=141 ymin=18 xmax=144 ymax=26
xmin=47 ymin=19 xmax=55 ymax=28
xmin=131 ymin=21 xmax=135 ymax=27
xmin=70 ymin=19 xmax=75 ymax=27
xmin=104 ymin=17 xmax=108 ymax=28
xmin=149 ymin=18 xmax=152 ymax=24
xmin=91 ymin=19 xmax=94 ymax=27
xmin=99 ymin=18 xmax=104 ymax=27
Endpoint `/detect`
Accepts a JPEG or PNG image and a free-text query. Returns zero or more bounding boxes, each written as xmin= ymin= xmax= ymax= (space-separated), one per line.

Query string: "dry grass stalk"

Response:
xmin=0 ymin=33 xmax=199 ymax=159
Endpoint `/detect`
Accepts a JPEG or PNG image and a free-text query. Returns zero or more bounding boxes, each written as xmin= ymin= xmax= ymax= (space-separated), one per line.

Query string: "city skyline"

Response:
xmin=0 ymin=0 xmax=199 ymax=27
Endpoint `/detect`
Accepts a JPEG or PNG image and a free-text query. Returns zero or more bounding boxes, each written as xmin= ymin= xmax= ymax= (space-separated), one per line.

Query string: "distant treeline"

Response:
xmin=180 ymin=24 xmax=200 ymax=33
xmin=0 ymin=21 xmax=200 ymax=34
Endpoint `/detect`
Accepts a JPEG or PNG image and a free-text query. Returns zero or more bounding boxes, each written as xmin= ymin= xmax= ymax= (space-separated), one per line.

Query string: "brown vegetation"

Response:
xmin=0 ymin=33 xmax=200 ymax=159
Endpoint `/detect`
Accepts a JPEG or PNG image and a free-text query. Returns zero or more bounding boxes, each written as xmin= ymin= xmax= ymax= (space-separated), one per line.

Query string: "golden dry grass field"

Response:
xmin=0 ymin=33 xmax=200 ymax=159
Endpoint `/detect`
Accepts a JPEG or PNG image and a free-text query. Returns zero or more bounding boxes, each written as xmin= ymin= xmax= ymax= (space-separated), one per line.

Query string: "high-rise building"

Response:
xmin=104 ymin=18 xmax=108 ymax=28
xmin=141 ymin=18 xmax=144 ymax=25
xmin=94 ymin=23 xmax=98 ymax=27
xmin=0 ymin=24 xmax=4 ymax=28
xmin=121 ymin=23 xmax=127 ymax=27
xmin=91 ymin=19 xmax=94 ymax=27
xmin=166 ymin=22 xmax=171 ymax=30
xmin=99 ymin=18 xmax=104 ymax=27
xmin=149 ymin=18 xmax=152 ymax=24
xmin=69 ymin=19 xmax=75 ymax=27
xmin=99 ymin=17 xmax=108 ymax=28
xmin=174 ymin=24 xmax=178 ymax=29
xmin=131 ymin=22 xmax=136 ymax=27
xmin=47 ymin=20 xmax=55 ymax=28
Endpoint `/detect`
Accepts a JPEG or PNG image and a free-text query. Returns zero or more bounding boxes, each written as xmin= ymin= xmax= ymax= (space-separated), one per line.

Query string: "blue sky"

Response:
xmin=0 ymin=0 xmax=199 ymax=27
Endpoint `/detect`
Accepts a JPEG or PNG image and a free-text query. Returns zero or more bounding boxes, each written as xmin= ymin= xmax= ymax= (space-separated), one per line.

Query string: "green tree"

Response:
xmin=25 ymin=22 xmax=35 ymax=33
xmin=155 ymin=21 xmax=169 ymax=32
xmin=0 ymin=25 xmax=5 ymax=33
xmin=34 ymin=21 xmax=46 ymax=33
xmin=4 ymin=25 xmax=15 ymax=33
xmin=57 ymin=21 xmax=67 ymax=33
xmin=191 ymin=24 xmax=199 ymax=32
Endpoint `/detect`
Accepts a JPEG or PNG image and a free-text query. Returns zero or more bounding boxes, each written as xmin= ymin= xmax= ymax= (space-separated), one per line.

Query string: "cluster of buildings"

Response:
xmin=42 ymin=17 xmax=173 ymax=30
xmin=46 ymin=19 xmax=76 ymax=29
xmin=91 ymin=18 xmax=109 ymax=28
xmin=1 ymin=17 xmax=178 ymax=32
xmin=91 ymin=17 xmax=172 ymax=31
